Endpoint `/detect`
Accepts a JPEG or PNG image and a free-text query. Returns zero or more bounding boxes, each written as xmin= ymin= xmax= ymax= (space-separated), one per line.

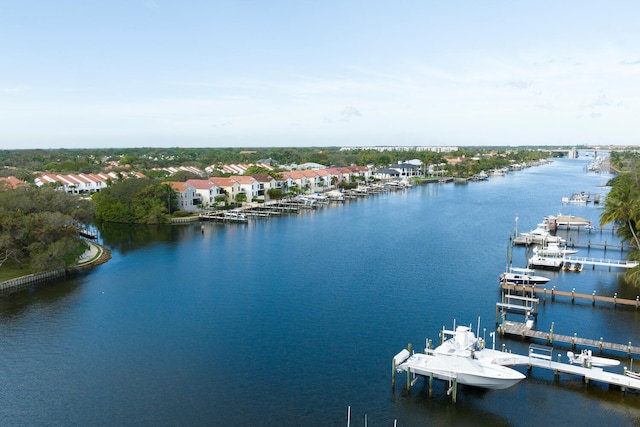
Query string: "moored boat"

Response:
xmin=394 ymin=320 xmax=526 ymax=391
xmin=567 ymin=349 xmax=620 ymax=367
xmin=528 ymin=254 xmax=563 ymax=270
xmin=499 ymin=267 xmax=550 ymax=285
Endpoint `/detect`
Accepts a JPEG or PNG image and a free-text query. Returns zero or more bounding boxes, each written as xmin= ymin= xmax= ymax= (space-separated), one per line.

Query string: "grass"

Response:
xmin=0 ymin=258 xmax=36 ymax=282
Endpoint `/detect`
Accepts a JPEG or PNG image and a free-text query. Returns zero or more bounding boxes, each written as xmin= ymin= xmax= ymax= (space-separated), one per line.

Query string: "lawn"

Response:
xmin=0 ymin=258 xmax=36 ymax=282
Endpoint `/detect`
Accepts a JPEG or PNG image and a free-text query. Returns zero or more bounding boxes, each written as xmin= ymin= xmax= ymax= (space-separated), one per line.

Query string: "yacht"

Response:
xmin=394 ymin=321 xmax=525 ymax=390
xmin=534 ymin=242 xmax=578 ymax=257
xmin=528 ymin=254 xmax=563 ymax=270
xmin=514 ymin=220 xmax=565 ymax=246
xmin=499 ymin=267 xmax=550 ymax=285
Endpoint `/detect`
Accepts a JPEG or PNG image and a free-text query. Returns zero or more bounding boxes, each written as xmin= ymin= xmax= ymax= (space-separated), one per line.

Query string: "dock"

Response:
xmin=498 ymin=320 xmax=640 ymax=357
xmin=393 ymin=342 xmax=640 ymax=403
xmin=563 ymin=255 xmax=639 ymax=269
xmin=499 ymin=283 xmax=640 ymax=309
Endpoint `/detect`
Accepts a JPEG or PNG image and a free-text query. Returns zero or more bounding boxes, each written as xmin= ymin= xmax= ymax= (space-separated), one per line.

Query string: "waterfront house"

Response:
xmin=185 ymin=179 xmax=225 ymax=208
xmin=208 ymin=177 xmax=242 ymax=205
xmin=388 ymin=163 xmax=421 ymax=178
xmin=166 ymin=182 xmax=199 ymax=212
xmin=230 ymin=176 xmax=262 ymax=203
xmin=248 ymin=174 xmax=278 ymax=200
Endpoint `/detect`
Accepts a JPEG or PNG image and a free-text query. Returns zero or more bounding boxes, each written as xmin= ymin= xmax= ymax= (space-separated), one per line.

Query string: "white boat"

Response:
xmin=394 ymin=321 xmax=526 ymax=390
xmin=534 ymin=242 xmax=578 ymax=257
xmin=514 ymin=220 xmax=565 ymax=246
xmin=567 ymin=349 xmax=620 ymax=367
xmin=499 ymin=267 xmax=550 ymax=285
xmin=528 ymin=254 xmax=563 ymax=270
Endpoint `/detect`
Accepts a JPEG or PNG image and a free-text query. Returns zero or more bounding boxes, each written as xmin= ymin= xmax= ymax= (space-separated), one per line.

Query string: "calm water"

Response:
xmin=1 ymin=157 xmax=639 ymax=426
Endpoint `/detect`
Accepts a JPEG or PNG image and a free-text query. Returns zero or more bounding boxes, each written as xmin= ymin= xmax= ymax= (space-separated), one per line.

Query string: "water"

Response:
xmin=1 ymin=157 xmax=639 ymax=426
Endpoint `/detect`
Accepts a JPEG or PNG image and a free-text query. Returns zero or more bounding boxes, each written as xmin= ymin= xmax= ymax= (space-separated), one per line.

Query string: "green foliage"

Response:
xmin=601 ymin=155 xmax=640 ymax=286
xmin=93 ymin=178 xmax=176 ymax=224
xmin=267 ymin=188 xmax=283 ymax=200
xmin=0 ymin=186 xmax=95 ymax=272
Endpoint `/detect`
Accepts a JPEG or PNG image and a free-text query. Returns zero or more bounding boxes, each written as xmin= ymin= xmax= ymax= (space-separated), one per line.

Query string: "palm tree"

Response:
xmin=600 ymin=173 xmax=640 ymax=250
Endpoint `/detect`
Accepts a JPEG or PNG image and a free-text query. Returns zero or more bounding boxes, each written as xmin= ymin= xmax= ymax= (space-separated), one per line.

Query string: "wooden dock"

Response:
xmin=499 ymin=320 xmax=640 ymax=357
xmin=500 ymin=283 xmax=640 ymax=309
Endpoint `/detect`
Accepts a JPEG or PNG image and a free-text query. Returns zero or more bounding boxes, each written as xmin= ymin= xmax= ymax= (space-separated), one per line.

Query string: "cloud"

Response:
xmin=580 ymin=94 xmax=622 ymax=109
xmin=504 ymin=80 xmax=531 ymax=89
xmin=620 ymin=59 xmax=640 ymax=65
xmin=340 ymin=106 xmax=361 ymax=121
xmin=324 ymin=106 xmax=361 ymax=123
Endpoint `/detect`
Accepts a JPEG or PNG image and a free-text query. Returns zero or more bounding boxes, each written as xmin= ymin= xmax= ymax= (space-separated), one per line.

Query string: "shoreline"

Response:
xmin=0 ymin=241 xmax=111 ymax=296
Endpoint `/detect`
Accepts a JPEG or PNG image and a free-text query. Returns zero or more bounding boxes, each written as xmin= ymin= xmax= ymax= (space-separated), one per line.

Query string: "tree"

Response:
xmin=93 ymin=178 xmax=174 ymax=224
xmin=0 ymin=186 xmax=95 ymax=272
xmin=267 ymin=188 xmax=283 ymax=200
xmin=235 ymin=193 xmax=247 ymax=206
xmin=601 ymin=173 xmax=640 ymax=250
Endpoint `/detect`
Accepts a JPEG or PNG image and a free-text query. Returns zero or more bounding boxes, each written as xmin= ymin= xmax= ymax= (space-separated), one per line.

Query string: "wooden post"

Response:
xmin=614 ymin=293 xmax=617 ymax=308
xmin=406 ymin=367 xmax=411 ymax=391
xmin=599 ymin=337 xmax=603 ymax=352
xmin=571 ymin=288 xmax=575 ymax=303
xmin=592 ymin=291 xmax=596 ymax=306
xmin=572 ymin=333 xmax=576 ymax=349
xmin=429 ymin=372 xmax=433 ymax=397
xmin=552 ymin=286 xmax=555 ymax=301
xmin=550 ymin=322 xmax=554 ymax=344
xmin=452 ymin=377 xmax=457 ymax=403
xmin=543 ymin=287 xmax=547 ymax=304
xmin=392 ymin=359 xmax=396 ymax=389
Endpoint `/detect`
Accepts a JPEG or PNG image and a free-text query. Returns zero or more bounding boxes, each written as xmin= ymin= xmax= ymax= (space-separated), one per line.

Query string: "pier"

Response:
xmin=498 ymin=320 xmax=640 ymax=357
xmin=499 ymin=283 xmax=640 ymax=309
xmin=563 ymin=255 xmax=639 ymax=269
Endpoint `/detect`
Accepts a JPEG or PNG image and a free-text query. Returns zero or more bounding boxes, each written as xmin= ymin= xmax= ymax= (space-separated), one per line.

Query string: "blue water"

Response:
xmin=1 ymin=157 xmax=639 ymax=426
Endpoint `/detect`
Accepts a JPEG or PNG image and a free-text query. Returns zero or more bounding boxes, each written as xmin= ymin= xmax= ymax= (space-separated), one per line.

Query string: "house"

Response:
xmin=230 ymin=176 xmax=261 ymax=203
xmin=372 ymin=168 xmax=401 ymax=180
xmin=208 ymin=177 xmax=241 ymax=204
xmin=388 ymin=163 xmax=421 ymax=178
xmin=249 ymin=174 xmax=278 ymax=200
xmin=34 ymin=171 xmax=146 ymax=194
xmin=0 ymin=176 xmax=28 ymax=190
xmin=185 ymin=179 xmax=225 ymax=208
xmin=166 ymin=182 xmax=199 ymax=212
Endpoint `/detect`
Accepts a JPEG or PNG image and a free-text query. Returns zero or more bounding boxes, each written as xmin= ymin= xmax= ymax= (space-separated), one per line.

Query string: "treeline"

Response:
xmin=1 ymin=146 xmax=551 ymax=178
xmin=601 ymin=151 xmax=640 ymax=286
xmin=0 ymin=186 xmax=95 ymax=272
xmin=93 ymin=178 xmax=178 ymax=224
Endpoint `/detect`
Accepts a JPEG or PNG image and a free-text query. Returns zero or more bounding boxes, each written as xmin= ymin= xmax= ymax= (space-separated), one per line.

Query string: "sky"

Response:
xmin=1 ymin=0 xmax=640 ymax=149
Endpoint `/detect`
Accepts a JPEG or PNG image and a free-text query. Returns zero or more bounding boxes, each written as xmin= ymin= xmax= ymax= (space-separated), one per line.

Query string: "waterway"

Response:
xmin=1 ymin=156 xmax=639 ymax=426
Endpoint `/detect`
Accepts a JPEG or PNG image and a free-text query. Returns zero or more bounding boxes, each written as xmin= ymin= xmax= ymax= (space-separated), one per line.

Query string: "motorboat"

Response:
xmin=499 ymin=267 xmax=550 ymax=285
xmin=534 ymin=242 xmax=578 ymax=257
xmin=394 ymin=321 xmax=526 ymax=390
xmin=567 ymin=349 xmax=620 ymax=367
xmin=528 ymin=254 xmax=563 ymax=270
xmin=573 ymin=262 xmax=583 ymax=272
xmin=514 ymin=220 xmax=565 ymax=246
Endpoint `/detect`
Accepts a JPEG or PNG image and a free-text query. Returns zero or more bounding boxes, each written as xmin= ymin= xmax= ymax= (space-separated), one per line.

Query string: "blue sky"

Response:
xmin=2 ymin=1 xmax=639 ymax=149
